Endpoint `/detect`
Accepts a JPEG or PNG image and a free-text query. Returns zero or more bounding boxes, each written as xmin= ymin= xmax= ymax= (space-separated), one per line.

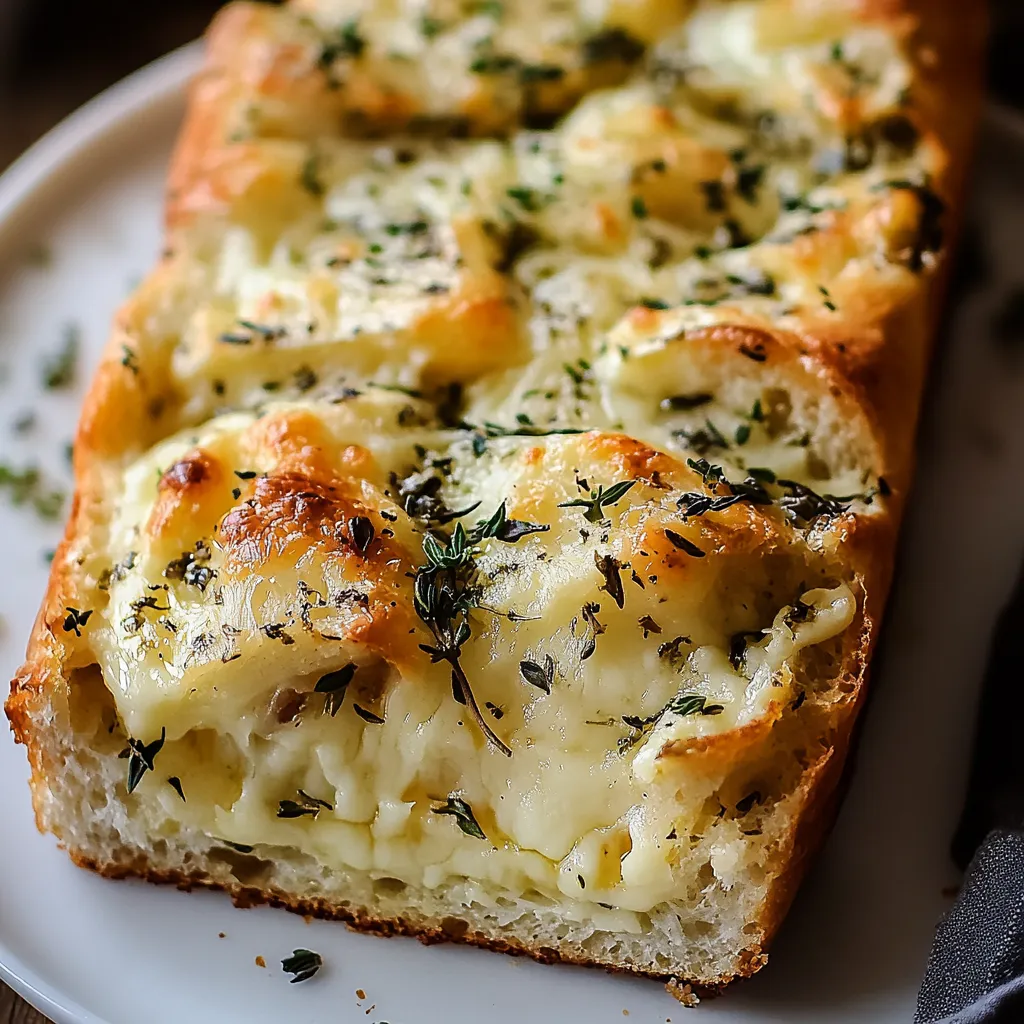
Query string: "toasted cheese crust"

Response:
xmin=7 ymin=0 xmax=985 ymax=996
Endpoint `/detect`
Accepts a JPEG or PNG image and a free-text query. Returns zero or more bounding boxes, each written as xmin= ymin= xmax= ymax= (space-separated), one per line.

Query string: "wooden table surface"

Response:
xmin=1 ymin=2 xmax=1021 ymax=1022
xmin=0 ymin=991 xmax=45 ymax=1024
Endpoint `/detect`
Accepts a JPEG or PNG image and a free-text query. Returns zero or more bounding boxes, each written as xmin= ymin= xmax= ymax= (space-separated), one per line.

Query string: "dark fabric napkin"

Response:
xmin=916 ymin=554 xmax=1024 ymax=1022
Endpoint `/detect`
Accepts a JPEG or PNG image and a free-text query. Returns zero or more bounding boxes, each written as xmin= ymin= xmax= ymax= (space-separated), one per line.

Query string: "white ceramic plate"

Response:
xmin=2 ymin=47 xmax=1023 ymax=1024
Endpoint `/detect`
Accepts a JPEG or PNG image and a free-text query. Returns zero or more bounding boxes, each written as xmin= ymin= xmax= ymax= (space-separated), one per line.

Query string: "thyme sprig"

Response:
xmin=558 ymin=479 xmax=636 ymax=524
xmin=414 ymin=502 xmax=545 ymax=757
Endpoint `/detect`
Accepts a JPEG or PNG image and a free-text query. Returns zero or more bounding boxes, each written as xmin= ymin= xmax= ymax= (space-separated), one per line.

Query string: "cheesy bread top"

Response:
xmin=52 ymin=0 xmax=946 ymax=922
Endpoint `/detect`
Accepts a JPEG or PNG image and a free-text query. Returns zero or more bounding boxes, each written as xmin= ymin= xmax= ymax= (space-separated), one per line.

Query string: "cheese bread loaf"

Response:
xmin=6 ymin=0 xmax=985 ymax=998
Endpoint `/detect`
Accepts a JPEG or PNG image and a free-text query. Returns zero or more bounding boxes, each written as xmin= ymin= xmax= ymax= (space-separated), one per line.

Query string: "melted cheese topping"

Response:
xmin=96 ymin=398 xmax=857 ymax=913
xmin=73 ymin=0 xmax=937 ymax=917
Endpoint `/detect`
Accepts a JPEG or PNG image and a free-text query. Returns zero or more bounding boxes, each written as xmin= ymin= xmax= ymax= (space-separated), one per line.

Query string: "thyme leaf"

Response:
xmin=277 ymin=789 xmax=333 ymax=819
xmin=122 ymin=727 xmax=166 ymax=793
xmin=314 ymin=663 xmax=356 ymax=716
xmin=281 ymin=948 xmax=323 ymax=983
xmin=432 ymin=795 xmax=486 ymax=840
xmin=519 ymin=655 xmax=555 ymax=694
xmin=558 ymin=479 xmax=636 ymax=524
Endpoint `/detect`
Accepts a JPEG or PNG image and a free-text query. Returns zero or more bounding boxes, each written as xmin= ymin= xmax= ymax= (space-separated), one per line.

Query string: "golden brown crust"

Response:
xmin=7 ymin=0 xmax=988 ymax=994
xmin=67 ymin=847 xmax=760 ymax=999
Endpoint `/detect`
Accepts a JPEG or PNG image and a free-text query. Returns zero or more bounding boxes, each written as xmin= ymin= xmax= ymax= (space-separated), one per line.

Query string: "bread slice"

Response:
xmin=7 ymin=0 xmax=985 ymax=1000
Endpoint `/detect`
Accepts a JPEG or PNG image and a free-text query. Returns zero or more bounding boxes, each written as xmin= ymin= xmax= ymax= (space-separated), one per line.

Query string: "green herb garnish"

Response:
xmin=558 ymin=479 xmax=636 ymax=524
xmin=433 ymin=795 xmax=487 ymax=840
xmin=120 ymin=727 xmax=166 ymax=793
xmin=281 ymin=949 xmax=323 ymax=983
xmin=315 ymin=663 xmax=356 ymax=717
xmin=277 ymin=789 xmax=333 ymax=819
xmin=42 ymin=324 xmax=79 ymax=389
xmin=519 ymin=655 xmax=555 ymax=694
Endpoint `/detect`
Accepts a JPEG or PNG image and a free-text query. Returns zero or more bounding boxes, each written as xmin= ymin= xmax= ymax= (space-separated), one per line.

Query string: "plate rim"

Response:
xmin=2 ymin=46 xmax=1024 ymax=1023
xmin=0 ymin=41 xmax=200 ymax=1024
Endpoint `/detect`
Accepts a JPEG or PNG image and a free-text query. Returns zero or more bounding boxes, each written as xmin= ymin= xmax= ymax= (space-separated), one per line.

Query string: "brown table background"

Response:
xmin=1 ymin=2 xmax=1021 ymax=1021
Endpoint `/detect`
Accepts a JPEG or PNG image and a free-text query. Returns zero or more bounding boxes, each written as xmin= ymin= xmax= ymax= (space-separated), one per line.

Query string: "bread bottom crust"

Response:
xmin=67 ymin=846 xmax=765 ymax=1003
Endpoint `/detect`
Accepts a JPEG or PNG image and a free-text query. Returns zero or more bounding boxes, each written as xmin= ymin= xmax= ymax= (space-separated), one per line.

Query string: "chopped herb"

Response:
xmin=277 ymin=789 xmax=332 ymax=819
xmin=420 ymin=14 xmax=444 ymax=37
xmin=319 ymin=19 xmax=365 ymax=70
xmin=300 ymin=152 xmax=324 ymax=197
xmin=167 ymin=776 xmax=185 ymax=801
xmin=234 ymin=470 xmax=257 ymax=480
xmin=485 ymin=701 xmax=504 ymax=719
xmin=219 ymin=319 xmax=286 ymax=345
xmin=658 ymin=635 xmax=692 ymax=660
xmin=470 ymin=53 xmax=519 ymax=75
xmin=660 ymin=393 xmax=714 ymax=412
xmin=62 ymin=606 xmax=92 ymax=636
xmin=582 ymin=27 xmax=644 ymax=65
xmin=0 ymin=463 xmax=65 ymax=520
xmin=579 ymin=601 xmax=605 ymax=662
xmin=384 ymin=220 xmax=429 ymax=236
xmin=368 ymin=381 xmax=422 ymax=398
xmin=519 ymin=655 xmax=555 ymax=694
xmin=471 ymin=501 xmax=548 ymax=543
xmin=776 ymin=479 xmax=849 ymax=525
xmin=594 ymin=552 xmax=625 ymax=608
xmin=42 ymin=324 xmax=79 ymax=389
xmin=472 ymin=420 xmax=586 ymax=440
xmin=729 ymin=630 xmax=765 ymax=668
xmin=558 ymin=479 xmax=636 ymax=524
xmin=315 ymin=663 xmax=356 ymax=716
xmin=218 ymin=839 xmax=254 ymax=853
xmin=121 ymin=345 xmax=140 ymax=375
xmin=11 ymin=410 xmax=35 ymax=433
xmin=638 ymin=614 xmax=662 ymax=638
xmin=699 ymin=180 xmax=727 ymax=214
xmin=281 ymin=948 xmax=323 ymax=984
xmin=520 ymin=63 xmax=565 ymax=83
xmin=353 ymin=703 xmax=385 ymax=724
xmin=433 ymin=795 xmax=486 ymax=840
xmin=674 ymin=419 xmax=729 ymax=456
xmin=686 ymin=457 xmax=726 ymax=486
xmin=618 ymin=690 xmax=722 ymax=753
xmin=505 ymin=186 xmax=546 ymax=212
xmin=121 ymin=727 xmax=166 ymax=793
xmin=164 ymin=542 xmax=215 ymax=592
xmin=631 ymin=195 xmax=649 ymax=219
xmin=665 ymin=530 xmax=705 ymax=558
xmin=819 ymin=284 xmax=837 ymax=311
xmin=664 ymin=692 xmax=723 ymax=717
xmin=348 ymin=515 xmax=375 ymax=554
xmin=736 ymin=164 xmax=765 ymax=204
